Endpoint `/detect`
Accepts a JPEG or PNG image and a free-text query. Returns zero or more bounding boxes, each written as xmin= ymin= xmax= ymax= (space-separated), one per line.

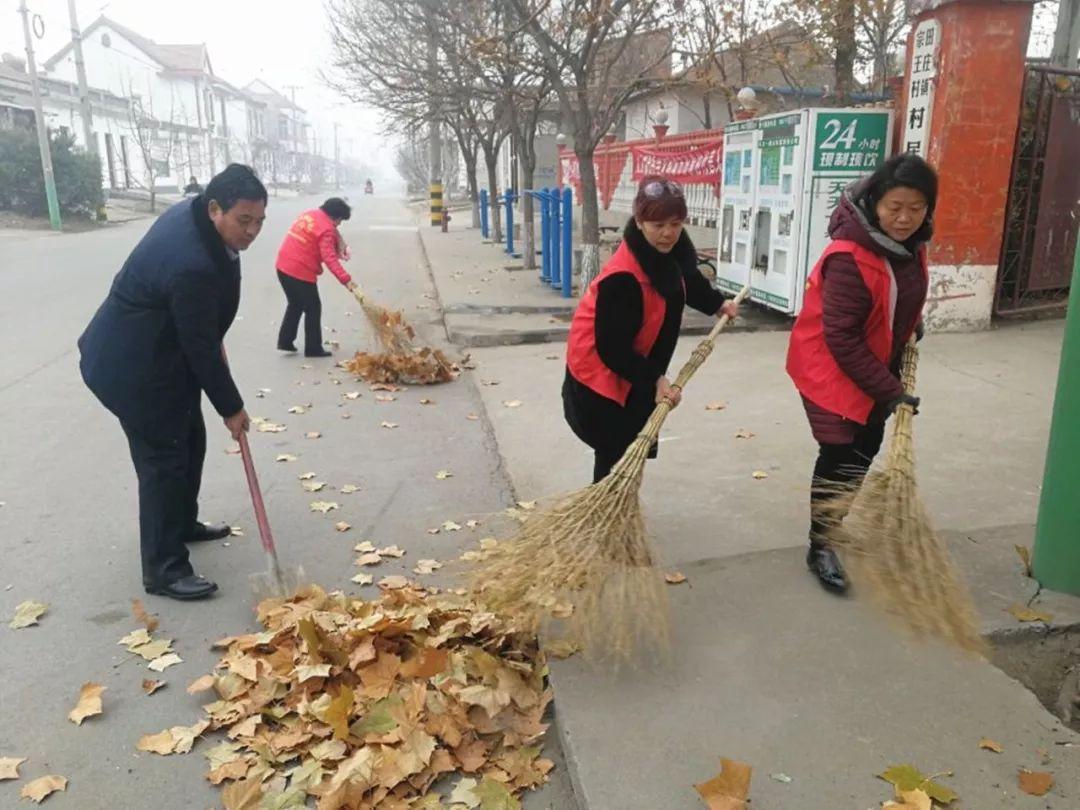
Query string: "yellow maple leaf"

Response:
xmin=9 ymin=600 xmax=47 ymax=629
xmin=0 ymin=757 xmax=27 ymax=781
xmin=694 ymin=758 xmax=752 ymax=810
xmin=68 ymin=682 xmax=106 ymax=725
xmin=20 ymin=775 xmax=67 ymax=803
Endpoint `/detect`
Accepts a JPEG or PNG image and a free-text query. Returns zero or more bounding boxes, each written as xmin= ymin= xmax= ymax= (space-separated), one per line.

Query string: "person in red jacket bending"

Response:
xmin=564 ymin=175 xmax=740 ymax=483
xmin=275 ymin=197 xmax=356 ymax=357
xmin=787 ymin=154 xmax=937 ymax=593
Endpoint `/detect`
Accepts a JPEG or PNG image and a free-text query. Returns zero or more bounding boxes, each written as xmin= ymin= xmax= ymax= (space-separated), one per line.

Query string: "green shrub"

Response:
xmin=0 ymin=127 xmax=104 ymax=218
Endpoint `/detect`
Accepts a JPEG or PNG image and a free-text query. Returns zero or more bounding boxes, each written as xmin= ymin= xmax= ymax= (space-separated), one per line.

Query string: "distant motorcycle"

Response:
xmin=364 ymin=180 xmax=374 ymax=195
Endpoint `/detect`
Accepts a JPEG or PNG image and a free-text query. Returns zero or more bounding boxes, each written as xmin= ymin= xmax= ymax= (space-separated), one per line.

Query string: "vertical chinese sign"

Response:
xmin=903 ymin=19 xmax=942 ymax=157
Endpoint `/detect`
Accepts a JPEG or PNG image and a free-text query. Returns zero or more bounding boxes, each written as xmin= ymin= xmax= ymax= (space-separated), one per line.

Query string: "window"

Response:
xmin=101 ymin=33 xmax=111 ymax=47
xmin=278 ymin=114 xmax=289 ymax=140
xmin=152 ymin=158 xmax=170 ymax=177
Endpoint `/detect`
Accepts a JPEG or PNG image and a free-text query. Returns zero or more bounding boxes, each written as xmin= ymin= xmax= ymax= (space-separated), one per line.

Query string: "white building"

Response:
xmin=243 ymin=79 xmax=312 ymax=187
xmin=39 ymin=15 xmax=289 ymax=192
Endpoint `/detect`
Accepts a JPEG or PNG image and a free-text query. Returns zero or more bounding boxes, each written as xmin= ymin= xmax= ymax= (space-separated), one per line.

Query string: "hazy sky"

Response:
xmin=3 ymin=0 xmax=386 ymax=168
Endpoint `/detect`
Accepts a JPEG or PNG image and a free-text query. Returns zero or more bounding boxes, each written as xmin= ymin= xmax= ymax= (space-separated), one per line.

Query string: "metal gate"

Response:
xmin=996 ymin=66 xmax=1080 ymax=315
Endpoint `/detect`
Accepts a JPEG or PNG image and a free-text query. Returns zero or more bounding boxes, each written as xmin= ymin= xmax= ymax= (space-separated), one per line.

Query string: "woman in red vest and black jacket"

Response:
xmin=787 ymin=154 xmax=938 ymax=593
xmin=564 ymin=175 xmax=740 ymax=483
xmin=275 ymin=197 xmax=356 ymax=358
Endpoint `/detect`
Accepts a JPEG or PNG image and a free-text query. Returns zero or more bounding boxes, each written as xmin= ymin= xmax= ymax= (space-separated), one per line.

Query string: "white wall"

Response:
xmin=624 ymin=89 xmax=732 ymax=139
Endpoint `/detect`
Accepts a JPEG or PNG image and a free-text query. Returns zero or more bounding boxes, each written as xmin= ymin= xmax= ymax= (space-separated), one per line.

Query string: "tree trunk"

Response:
xmin=518 ymin=140 xmax=537 ymax=270
xmin=484 ymin=148 xmax=503 ymax=244
xmin=462 ymin=147 xmax=480 ymax=229
xmin=834 ymin=0 xmax=857 ymax=104
xmin=576 ymin=144 xmax=600 ymax=291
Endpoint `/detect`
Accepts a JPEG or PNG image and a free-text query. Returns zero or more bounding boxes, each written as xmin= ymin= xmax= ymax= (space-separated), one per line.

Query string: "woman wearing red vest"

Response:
xmin=564 ymin=176 xmax=740 ymax=483
xmin=275 ymin=197 xmax=356 ymax=357
xmin=787 ymin=154 xmax=937 ymax=593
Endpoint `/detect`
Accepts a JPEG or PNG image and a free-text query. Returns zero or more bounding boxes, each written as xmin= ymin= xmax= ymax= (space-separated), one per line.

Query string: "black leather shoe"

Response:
xmin=807 ymin=545 xmax=849 ymax=594
xmin=145 ymin=575 xmax=219 ymax=601
xmin=305 ymin=348 xmax=333 ymax=358
xmin=278 ymin=342 xmax=298 ymax=353
xmin=190 ymin=521 xmax=230 ymax=543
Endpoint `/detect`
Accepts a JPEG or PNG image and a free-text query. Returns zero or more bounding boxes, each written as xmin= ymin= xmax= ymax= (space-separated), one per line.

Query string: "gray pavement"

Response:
xmin=419 ymin=204 xmax=1080 ymax=810
xmin=0 ymin=195 xmax=576 ymax=808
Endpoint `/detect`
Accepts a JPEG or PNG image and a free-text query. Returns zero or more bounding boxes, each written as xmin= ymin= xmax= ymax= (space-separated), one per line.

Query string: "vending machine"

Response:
xmin=715 ymin=108 xmax=894 ymax=316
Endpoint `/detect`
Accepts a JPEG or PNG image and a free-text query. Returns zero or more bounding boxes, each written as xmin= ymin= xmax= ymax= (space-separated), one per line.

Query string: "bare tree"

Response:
xmin=124 ymin=83 xmax=179 ymax=212
xmin=857 ymin=0 xmax=908 ymax=94
xmin=507 ymin=0 xmax=676 ymax=287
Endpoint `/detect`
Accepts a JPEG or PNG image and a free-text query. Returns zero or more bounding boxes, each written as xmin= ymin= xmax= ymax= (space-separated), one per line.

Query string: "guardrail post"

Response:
xmin=561 ymin=186 xmax=573 ymax=298
xmin=479 ymin=189 xmax=489 ymax=240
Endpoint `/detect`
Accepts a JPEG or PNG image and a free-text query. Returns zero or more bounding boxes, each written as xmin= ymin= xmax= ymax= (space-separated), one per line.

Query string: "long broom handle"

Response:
xmin=238 ymin=431 xmax=278 ymax=558
xmin=899 ymin=338 xmax=919 ymax=398
xmin=632 ymin=285 xmax=752 ymax=441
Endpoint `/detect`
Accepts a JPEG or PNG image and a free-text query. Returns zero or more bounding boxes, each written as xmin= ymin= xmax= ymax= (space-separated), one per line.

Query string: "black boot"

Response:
xmin=305 ymin=347 xmax=333 ymax=358
xmin=807 ymin=543 xmax=849 ymax=594
xmin=277 ymin=342 xmax=298 ymax=353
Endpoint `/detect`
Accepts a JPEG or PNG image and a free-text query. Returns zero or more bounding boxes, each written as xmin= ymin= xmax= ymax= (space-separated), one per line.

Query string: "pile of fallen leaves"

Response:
xmin=141 ymin=584 xmax=553 ymax=809
xmin=344 ymin=348 xmax=457 ymax=386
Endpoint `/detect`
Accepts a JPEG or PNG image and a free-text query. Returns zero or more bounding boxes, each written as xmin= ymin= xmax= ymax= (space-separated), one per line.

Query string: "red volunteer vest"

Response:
xmin=566 ymin=242 xmax=671 ymax=406
xmin=786 ymin=240 xmax=927 ymax=424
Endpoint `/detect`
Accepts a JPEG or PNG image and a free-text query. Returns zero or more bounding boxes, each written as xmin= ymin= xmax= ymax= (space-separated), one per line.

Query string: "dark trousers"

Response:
xmin=809 ymin=421 xmax=886 ymax=546
xmin=120 ymin=406 xmax=206 ymax=587
xmin=277 ymin=270 xmax=322 ymax=352
xmin=563 ymin=373 xmax=658 ymax=484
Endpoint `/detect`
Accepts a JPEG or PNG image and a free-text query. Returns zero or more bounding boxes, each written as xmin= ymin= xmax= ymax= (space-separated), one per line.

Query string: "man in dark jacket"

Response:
xmin=79 ymin=164 xmax=267 ymax=601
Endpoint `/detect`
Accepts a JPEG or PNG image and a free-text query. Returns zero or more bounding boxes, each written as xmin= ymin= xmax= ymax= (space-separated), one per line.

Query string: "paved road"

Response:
xmin=0 ymin=194 xmax=575 ymax=808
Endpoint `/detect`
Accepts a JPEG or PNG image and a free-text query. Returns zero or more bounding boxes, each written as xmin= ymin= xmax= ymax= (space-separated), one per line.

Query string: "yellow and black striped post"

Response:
xmin=429 ymin=183 xmax=443 ymax=227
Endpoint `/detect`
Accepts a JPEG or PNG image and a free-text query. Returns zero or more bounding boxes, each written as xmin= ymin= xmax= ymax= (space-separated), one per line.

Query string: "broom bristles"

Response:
xmin=816 ymin=344 xmax=986 ymax=655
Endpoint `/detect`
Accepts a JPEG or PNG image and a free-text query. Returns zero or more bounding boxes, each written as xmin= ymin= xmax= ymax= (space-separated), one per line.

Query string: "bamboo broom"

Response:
xmin=817 ymin=341 xmax=986 ymax=654
xmin=345 ymin=284 xmax=456 ymax=384
xmin=469 ymin=286 xmax=751 ymax=659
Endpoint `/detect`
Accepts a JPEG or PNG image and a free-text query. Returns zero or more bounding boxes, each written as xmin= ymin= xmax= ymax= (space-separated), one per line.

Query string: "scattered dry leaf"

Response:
xmin=414 ymin=559 xmax=443 ymax=575
xmin=149 ymin=653 xmax=183 ymax=673
xmin=340 ymin=484 xmax=361 ymax=494
xmin=879 ymin=765 xmax=958 ymax=805
xmin=335 ymin=522 xmax=352 ymax=533
xmin=305 ymin=431 xmax=322 ymax=440
xmin=9 ymin=600 xmax=47 ymax=629
xmin=132 ymin=598 xmax=159 ymax=632
xmin=695 ymin=758 xmax=752 ymax=810
xmin=310 ymin=501 xmax=340 ymax=515
xmin=0 ymin=757 xmax=27 ymax=781
xmin=142 ymin=679 xmax=166 ymax=695
xmin=187 ymin=675 xmax=216 ymax=694
xmin=883 ymin=788 xmax=933 ymax=810
xmin=256 ymin=422 xmax=287 ymax=433
xmin=137 ymin=721 xmax=210 ymax=755
xmin=355 ymin=553 xmax=383 ymax=567
xmin=380 ymin=421 xmax=400 ymax=429
xmin=376 ymin=394 xmax=397 ymax=403
xmin=665 ymin=572 xmax=688 ymax=585
xmin=20 ymin=775 xmax=67 ymax=803
xmin=1018 ymin=770 xmax=1053 ymax=796
xmin=354 ymin=541 xmax=376 ymax=553
xmin=68 ymin=682 xmax=106 ymax=725
xmin=378 ymin=545 xmax=406 ymax=558
xmin=1015 ymin=545 xmax=1033 ymax=577
xmin=978 ymin=738 xmax=1004 ymax=754
xmin=503 ymin=400 xmax=523 ymax=409
xmin=229 ymin=526 xmax=244 ymax=537
xmin=379 ymin=576 xmax=409 ymax=590
xmin=544 ymin=640 xmax=582 ymax=660
xmin=302 ymin=481 xmax=326 ymax=493
xmin=443 ymin=521 xmax=463 ymax=532
xmin=298 ymin=472 xmax=317 ymax=481
xmin=288 ymin=406 xmax=307 ymax=415
xmin=735 ymin=429 xmax=756 ymax=439
xmin=466 ymin=519 xmax=482 ymax=529
xmin=467 ymin=413 xmax=480 ymax=421
xmin=436 ymin=470 xmax=453 ymax=480
xmin=276 ymin=454 xmax=298 ymax=463
xmin=351 ymin=573 xmax=374 ymax=586
xmin=1007 ymin=604 xmax=1053 ymax=623
xmin=420 ymin=398 xmax=435 ymax=405
xmin=344 ymin=391 xmax=362 ymax=400
xmin=751 ymin=471 xmax=768 ymax=480
xmin=705 ymin=401 xmax=727 ymax=411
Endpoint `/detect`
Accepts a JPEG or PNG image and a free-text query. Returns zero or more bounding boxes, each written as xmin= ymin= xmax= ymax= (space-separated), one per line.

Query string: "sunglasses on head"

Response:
xmin=642 ymin=179 xmax=684 ymax=199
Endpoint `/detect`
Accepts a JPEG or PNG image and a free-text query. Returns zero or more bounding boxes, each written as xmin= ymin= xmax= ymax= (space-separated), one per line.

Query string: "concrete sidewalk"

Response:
xmin=420 ymin=222 xmax=789 ymax=347
xmin=462 ymin=321 xmax=1080 ymax=808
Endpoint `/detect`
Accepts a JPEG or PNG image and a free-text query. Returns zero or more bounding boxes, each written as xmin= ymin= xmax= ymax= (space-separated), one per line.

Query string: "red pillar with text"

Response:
xmin=900 ymin=0 xmax=1034 ymax=330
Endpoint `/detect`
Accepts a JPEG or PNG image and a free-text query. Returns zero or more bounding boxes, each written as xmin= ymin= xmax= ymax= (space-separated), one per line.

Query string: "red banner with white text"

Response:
xmin=630 ymin=140 xmax=723 ymax=185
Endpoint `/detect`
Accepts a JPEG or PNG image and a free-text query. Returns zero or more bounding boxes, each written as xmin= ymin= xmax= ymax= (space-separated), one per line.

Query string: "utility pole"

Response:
xmin=66 ymin=0 xmax=97 ymax=156
xmin=333 ymin=122 xmax=340 ymax=190
xmin=1051 ymin=0 xmax=1080 ymax=68
xmin=1032 ymin=236 xmax=1080 ymax=596
xmin=19 ymin=0 xmax=62 ymax=231
xmin=425 ymin=0 xmax=442 ymax=227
